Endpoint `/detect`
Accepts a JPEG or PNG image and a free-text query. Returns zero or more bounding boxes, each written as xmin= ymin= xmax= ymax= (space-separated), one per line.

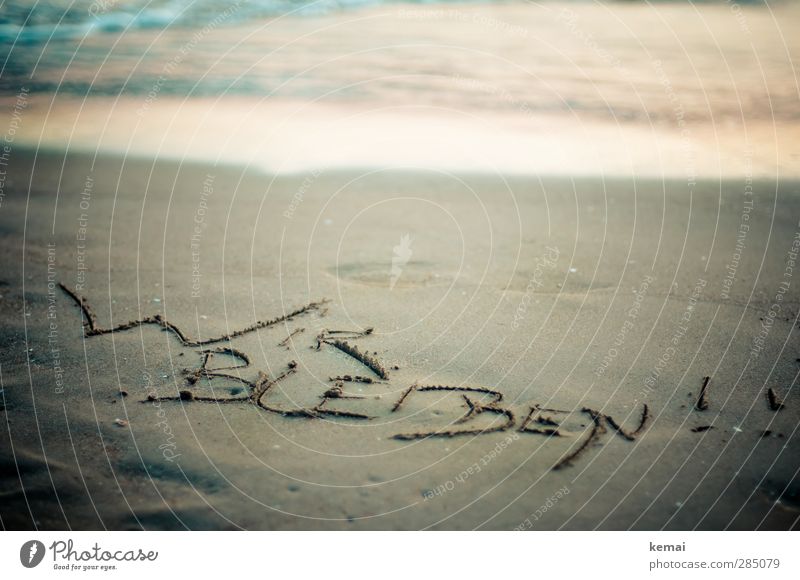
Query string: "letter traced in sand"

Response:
xmin=696 ymin=376 xmax=711 ymax=411
xmin=59 ymin=282 xmax=327 ymax=346
xmin=766 ymin=387 xmax=785 ymax=411
xmin=329 ymin=375 xmax=378 ymax=384
xmin=518 ymin=404 xmax=572 ymax=437
xmin=278 ymin=327 xmax=305 ymax=349
xmin=59 ymin=281 xmax=653 ymax=468
xmin=391 ymin=384 xmax=514 ymax=439
xmin=320 ymin=336 xmax=389 ymax=380
xmin=550 ymin=405 xmax=650 ymax=471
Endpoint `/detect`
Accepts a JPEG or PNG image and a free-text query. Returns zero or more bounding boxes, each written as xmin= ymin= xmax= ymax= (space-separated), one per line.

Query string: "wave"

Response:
xmin=0 ymin=0 xmax=439 ymax=43
xmin=0 ymin=0 xmax=771 ymax=44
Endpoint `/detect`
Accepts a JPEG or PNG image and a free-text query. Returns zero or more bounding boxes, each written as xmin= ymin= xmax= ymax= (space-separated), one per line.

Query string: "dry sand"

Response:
xmin=0 ymin=147 xmax=798 ymax=530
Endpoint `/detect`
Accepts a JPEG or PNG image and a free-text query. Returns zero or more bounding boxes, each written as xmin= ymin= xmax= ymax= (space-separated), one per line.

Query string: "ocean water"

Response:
xmin=0 ymin=0 xmax=774 ymax=44
xmin=1 ymin=0 xmax=475 ymax=42
xmin=2 ymin=0 xmax=795 ymax=117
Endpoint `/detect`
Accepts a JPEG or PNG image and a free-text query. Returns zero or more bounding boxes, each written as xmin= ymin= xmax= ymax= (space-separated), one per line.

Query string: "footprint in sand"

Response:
xmin=503 ymin=268 xmax=614 ymax=295
xmin=329 ymin=261 xmax=454 ymax=289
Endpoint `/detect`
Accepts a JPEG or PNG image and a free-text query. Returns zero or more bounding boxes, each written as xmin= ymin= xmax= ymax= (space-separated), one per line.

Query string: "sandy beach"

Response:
xmin=1 ymin=1 xmax=799 ymax=530
xmin=0 ymin=146 xmax=798 ymax=530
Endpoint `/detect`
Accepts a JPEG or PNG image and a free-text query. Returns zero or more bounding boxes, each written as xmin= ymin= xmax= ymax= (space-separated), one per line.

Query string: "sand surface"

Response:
xmin=1 ymin=148 xmax=799 ymax=530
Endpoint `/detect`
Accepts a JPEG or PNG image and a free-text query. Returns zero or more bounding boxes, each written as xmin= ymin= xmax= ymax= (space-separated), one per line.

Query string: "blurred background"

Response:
xmin=1 ymin=0 xmax=798 ymax=176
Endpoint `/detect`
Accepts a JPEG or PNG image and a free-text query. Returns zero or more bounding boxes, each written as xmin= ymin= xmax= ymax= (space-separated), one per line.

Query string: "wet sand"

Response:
xmin=1 ymin=148 xmax=799 ymax=530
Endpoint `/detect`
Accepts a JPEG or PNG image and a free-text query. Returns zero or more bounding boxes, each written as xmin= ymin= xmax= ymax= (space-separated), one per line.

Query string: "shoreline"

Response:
xmin=2 ymin=96 xmax=797 ymax=180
